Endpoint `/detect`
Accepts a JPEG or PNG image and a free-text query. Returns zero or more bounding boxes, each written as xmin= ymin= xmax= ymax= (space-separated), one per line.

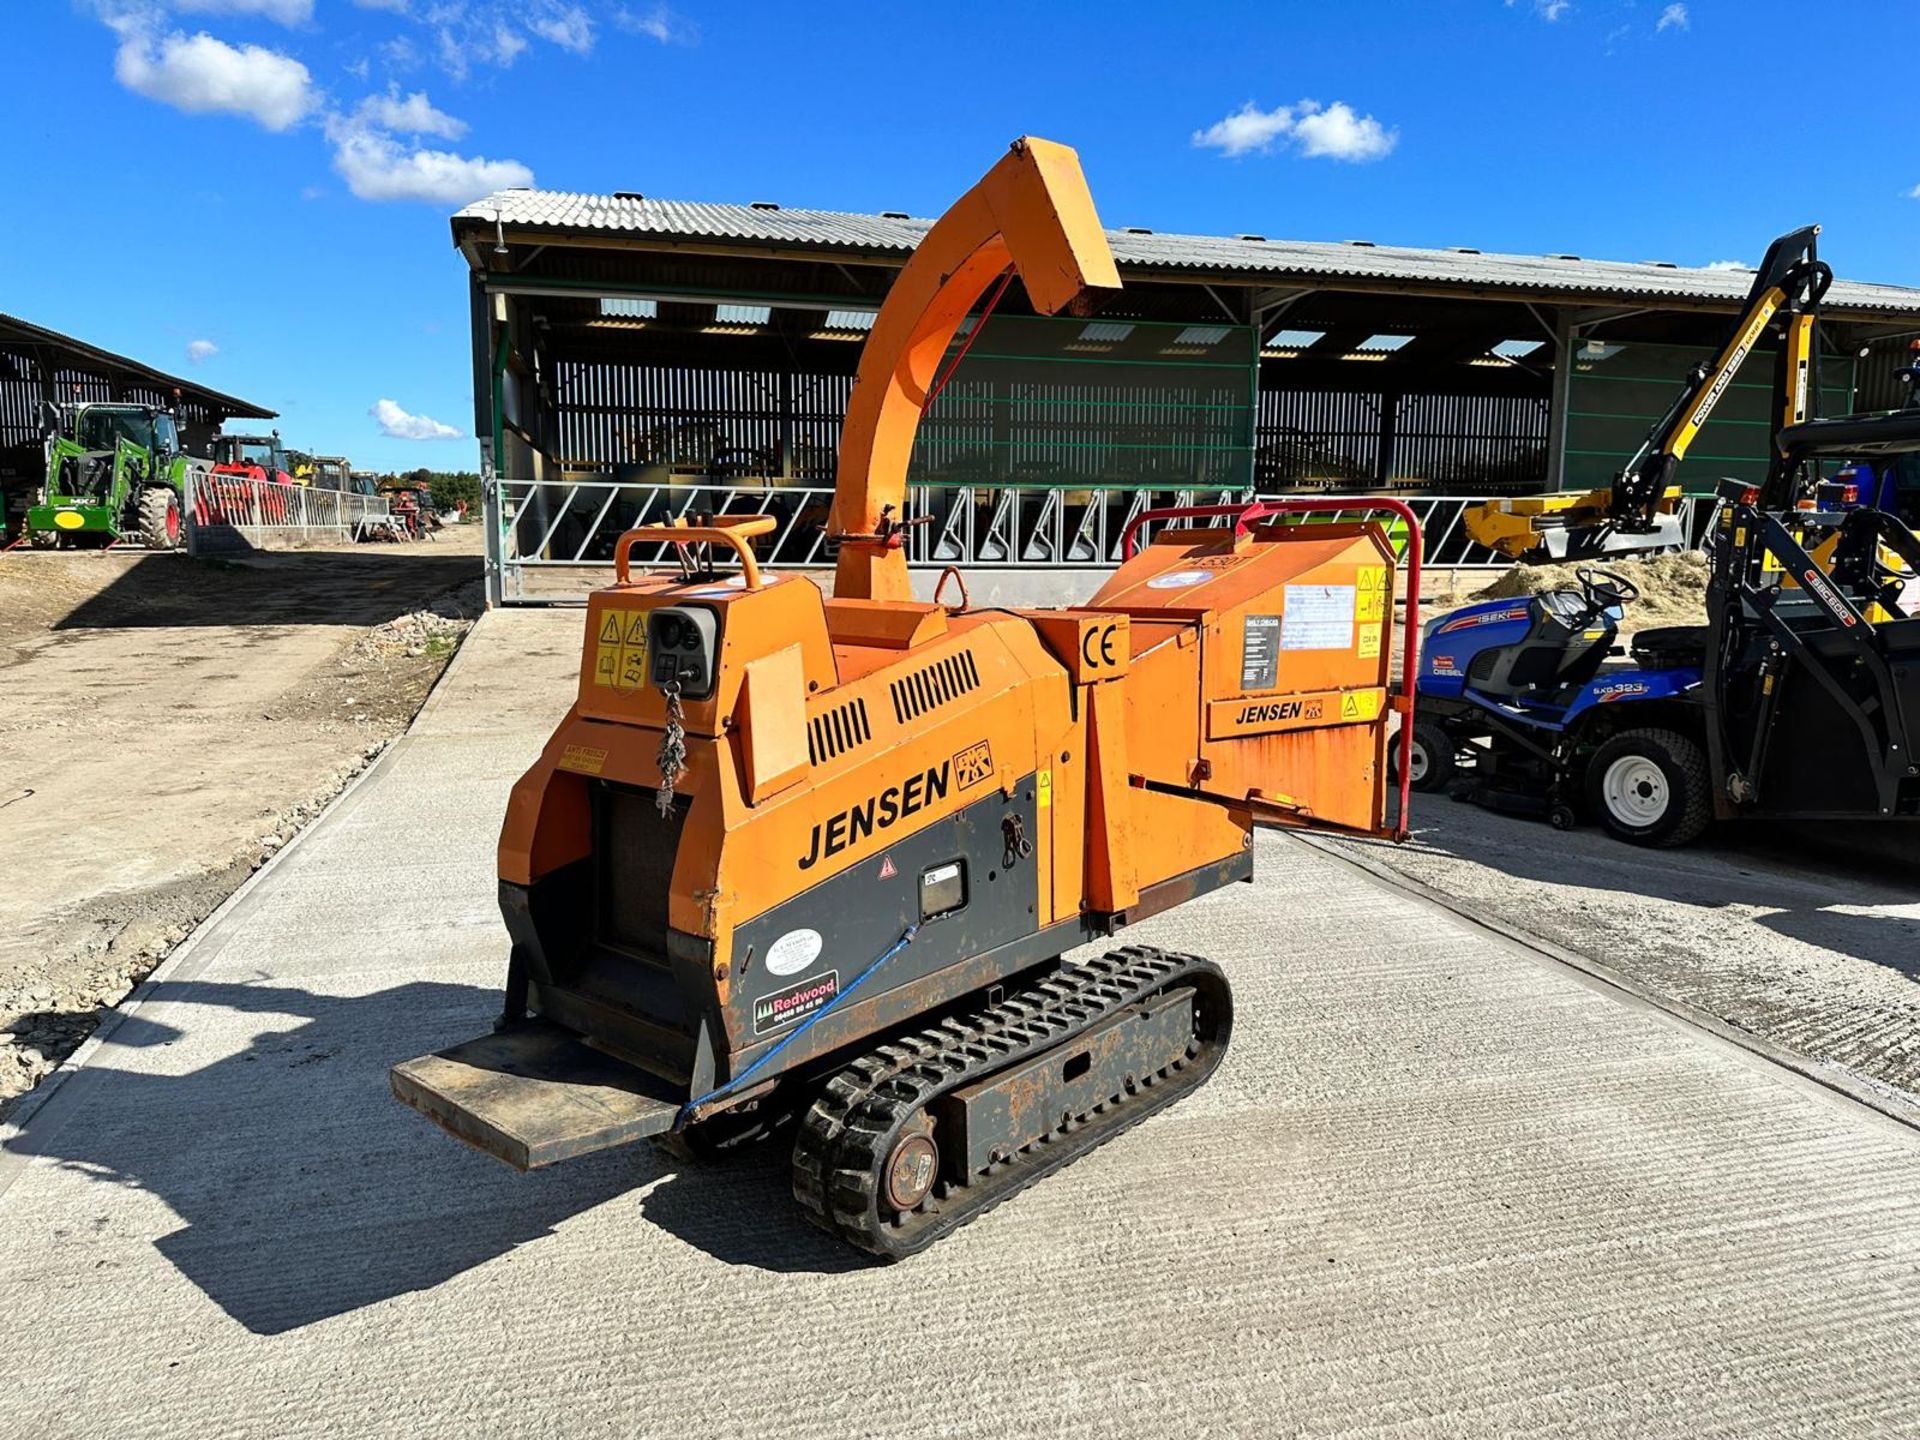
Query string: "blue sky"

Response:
xmin=5 ymin=0 xmax=1916 ymax=472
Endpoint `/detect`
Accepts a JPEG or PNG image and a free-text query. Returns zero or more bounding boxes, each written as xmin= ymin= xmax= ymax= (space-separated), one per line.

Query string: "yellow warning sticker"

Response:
xmin=1037 ymin=769 xmax=1052 ymax=809
xmin=558 ymin=744 xmax=608 ymax=775
xmin=592 ymin=607 xmax=648 ymax=689
xmin=1357 ymin=622 xmax=1382 ymax=659
xmin=1339 ymin=689 xmax=1385 ymax=722
xmin=1355 ymin=565 xmax=1388 ymax=622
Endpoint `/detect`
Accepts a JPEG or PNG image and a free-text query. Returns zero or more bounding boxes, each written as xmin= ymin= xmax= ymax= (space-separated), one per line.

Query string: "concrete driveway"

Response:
xmin=5 ymin=607 xmax=1920 ymax=1438
xmin=1330 ymin=799 xmax=1920 ymax=1112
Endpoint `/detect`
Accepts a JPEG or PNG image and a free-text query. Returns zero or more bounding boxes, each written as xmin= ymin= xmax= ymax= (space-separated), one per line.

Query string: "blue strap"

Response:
xmin=674 ymin=923 xmax=920 ymax=1131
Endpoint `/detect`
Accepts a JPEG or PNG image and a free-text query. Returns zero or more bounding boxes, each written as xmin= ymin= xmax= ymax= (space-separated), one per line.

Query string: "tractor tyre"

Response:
xmin=1391 ymin=719 xmax=1457 ymax=793
xmin=138 ymin=487 xmax=183 ymax=550
xmin=1585 ymin=727 xmax=1712 ymax=848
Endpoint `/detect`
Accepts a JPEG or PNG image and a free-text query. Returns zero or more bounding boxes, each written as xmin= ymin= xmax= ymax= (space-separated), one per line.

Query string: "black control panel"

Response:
xmin=647 ymin=606 xmax=720 ymax=699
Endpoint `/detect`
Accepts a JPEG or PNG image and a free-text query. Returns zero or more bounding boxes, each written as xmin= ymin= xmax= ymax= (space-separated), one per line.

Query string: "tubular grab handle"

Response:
xmin=1119 ymin=501 xmax=1279 ymax=559
xmin=614 ymin=514 xmax=777 ymax=587
xmin=1121 ymin=495 xmax=1424 ymax=843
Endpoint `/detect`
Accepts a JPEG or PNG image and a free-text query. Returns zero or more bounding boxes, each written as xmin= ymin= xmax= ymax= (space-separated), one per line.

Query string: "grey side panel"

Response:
xmin=725 ymin=776 xmax=1042 ymax=1053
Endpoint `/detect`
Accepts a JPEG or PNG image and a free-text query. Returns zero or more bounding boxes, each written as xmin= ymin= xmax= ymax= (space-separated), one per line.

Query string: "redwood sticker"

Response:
xmin=753 ymin=971 xmax=839 ymax=1034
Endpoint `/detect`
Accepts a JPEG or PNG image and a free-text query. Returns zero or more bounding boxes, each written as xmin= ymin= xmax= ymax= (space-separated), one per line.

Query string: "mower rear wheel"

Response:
xmin=138 ymin=487 xmax=182 ymax=550
xmin=1585 ymin=727 xmax=1711 ymax=848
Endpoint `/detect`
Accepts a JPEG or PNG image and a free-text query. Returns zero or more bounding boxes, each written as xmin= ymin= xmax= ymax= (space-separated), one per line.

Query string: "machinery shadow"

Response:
xmin=47 ymin=548 xmax=481 ymax=631
xmin=1375 ymin=799 xmax=1920 ymax=976
xmin=636 ymin=1157 xmax=872 ymax=1276
xmin=5 ymin=973 xmax=870 ymax=1330
xmin=5 ymin=977 xmax=649 ymax=1335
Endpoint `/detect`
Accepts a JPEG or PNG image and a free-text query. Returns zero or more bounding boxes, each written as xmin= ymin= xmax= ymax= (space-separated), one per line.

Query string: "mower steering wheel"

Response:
xmin=1576 ymin=565 xmax=1639 ymax=610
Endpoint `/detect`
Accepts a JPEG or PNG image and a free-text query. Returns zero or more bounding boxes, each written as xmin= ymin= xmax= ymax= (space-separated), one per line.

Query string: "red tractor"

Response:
xmin=205 ymin=431 xmax=295 ymax=524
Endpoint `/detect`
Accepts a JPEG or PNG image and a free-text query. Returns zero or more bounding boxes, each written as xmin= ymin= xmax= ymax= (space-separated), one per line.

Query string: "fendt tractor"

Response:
xmin=393 ymin=138 xmax=1423 ymax=1258
xmin=26 ymin=400 xmax=209 ymax=549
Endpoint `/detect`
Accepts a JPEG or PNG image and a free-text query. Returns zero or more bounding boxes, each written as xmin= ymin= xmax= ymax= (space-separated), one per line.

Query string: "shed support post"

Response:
xmin=1546 ymin=307 xmax=1577 ymax=491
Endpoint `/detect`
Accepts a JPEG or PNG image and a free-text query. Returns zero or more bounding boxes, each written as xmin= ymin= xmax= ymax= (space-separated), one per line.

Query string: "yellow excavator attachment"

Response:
xmin=1463 ymin=485 xmax=1684 ymax=562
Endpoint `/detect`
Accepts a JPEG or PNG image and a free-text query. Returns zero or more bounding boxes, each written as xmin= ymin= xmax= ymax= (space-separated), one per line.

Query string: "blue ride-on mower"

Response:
xmin=1403 ymin=565 xmax=1719 ymax=845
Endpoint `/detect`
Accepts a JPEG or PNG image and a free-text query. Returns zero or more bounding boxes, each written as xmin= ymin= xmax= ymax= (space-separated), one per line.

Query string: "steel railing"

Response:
xmin=483 ymin=476 xmax=1709 ymax=602
xmin=185 ymin=471 xmax=394 ymax=554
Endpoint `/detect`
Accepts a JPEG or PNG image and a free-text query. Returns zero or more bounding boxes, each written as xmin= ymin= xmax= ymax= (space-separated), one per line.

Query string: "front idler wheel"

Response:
xmin=882 ymin=1117 xmax=940 ymax=1215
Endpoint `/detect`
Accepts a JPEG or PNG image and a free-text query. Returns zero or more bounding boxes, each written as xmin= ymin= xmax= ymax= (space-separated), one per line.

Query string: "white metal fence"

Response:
xmin=483 ymin=476 xmax=1710 ymax=604
xmin=185 ymin=471 xmax=393 ymax=554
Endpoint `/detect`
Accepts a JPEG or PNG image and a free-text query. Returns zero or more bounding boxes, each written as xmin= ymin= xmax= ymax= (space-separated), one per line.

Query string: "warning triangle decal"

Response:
xmin=598 ymin=614 xmax=621 ymax=644
xmin=878 ymin=856 xmax=898 ymax=879
xmin=624 ymin=612 xmax=648 ymax=645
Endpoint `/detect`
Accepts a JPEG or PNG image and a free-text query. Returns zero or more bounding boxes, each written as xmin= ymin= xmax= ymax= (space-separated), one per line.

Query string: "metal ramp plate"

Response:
xmin=391 ymin=1020 xmax=681 ymax=1171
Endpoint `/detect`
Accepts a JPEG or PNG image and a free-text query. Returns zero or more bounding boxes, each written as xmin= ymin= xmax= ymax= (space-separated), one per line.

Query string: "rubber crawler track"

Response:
xmin=791 ymin=945 xmax=1233 ymax=1260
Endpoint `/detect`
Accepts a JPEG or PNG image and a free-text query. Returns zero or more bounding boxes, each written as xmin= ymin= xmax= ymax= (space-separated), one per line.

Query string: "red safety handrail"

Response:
xmin=1119 ymin=500 xmax=1277 ymax=559
xmin=1120 ymin=496 xmax=1424 ymax=841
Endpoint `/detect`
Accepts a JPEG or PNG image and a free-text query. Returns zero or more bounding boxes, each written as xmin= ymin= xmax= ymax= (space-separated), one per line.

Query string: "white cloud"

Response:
xmin=615 ymin=4 xmax=696 ymax=43
xmin=1705 ymin=259 xmax=1749 ymax=271
xmin=1193 ymin=99 xmax=1396 ymax=163
xmin=175 ymin=0 xmax=314 ymax=25
xmin=353 ymin=0 xmax=411 ymax=11
xmin=353 ymin=87 xmax=467 ymax=140
xmin=1193 ymin=101 xmax=1297 ymax=158
xmin=1508 ymin=0 xmax=1571 ymax=17
xmin=528 ymin=5 xmax=594 ymax=53
xmin=1657 ymin=3 xmax=1689 ymax=30
xmin=112 ymin=26 xmax=319 ymax=131
xmin=1291 ymin=101 xmax=1397 ymax=162
xmin=331 ymin=124 xmax=532 ymax=203
xmin=493 ymin=24 xmax=528 ymax=64
xmin=371 ymin=398 xmax=461 ymax=441
xmin=186 ymin=339 xmax=219 ymax=365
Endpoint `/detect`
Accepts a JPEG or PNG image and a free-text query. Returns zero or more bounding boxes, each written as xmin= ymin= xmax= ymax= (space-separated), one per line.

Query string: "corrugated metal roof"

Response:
xmin=455 ymin=190 xmax=1920 ymax=319
xmin=0 ymin=312 xmax=276 ymax=419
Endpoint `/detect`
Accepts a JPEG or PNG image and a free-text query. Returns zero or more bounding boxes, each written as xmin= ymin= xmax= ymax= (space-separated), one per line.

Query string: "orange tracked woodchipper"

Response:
xmin=393 ymin=138 xmax=1422 ymax=1258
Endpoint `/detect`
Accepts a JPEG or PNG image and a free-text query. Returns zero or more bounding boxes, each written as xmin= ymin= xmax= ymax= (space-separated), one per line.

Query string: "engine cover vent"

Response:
xmin=808 ymin=696 xmax=871 ymax=766
xmin=890 ymin=651 xmax=980 ymax=725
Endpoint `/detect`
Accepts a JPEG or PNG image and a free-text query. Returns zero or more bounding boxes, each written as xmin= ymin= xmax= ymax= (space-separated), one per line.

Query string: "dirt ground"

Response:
xmin=0 ymin=526 xmax=487 ymax=1116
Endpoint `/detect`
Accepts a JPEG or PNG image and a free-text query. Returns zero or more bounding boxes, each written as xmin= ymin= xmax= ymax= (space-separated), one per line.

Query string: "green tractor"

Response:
xmin=26 ymin=401 xmax=208 ymax=550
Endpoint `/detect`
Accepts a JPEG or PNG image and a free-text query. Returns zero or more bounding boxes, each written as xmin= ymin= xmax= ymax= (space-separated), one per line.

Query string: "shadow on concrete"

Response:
xmin=1368 ymin=798 xmax=1920 ymax=976
xmin=4 ymin=975 xmax=869 ymax=1331
xmin=636 ymin=1157 xmax=869 ymax=1276
xmin=5 ymin=978 xmax=646 ymax=1334
xmin=48 ymin=548 xmax=480 ymax=631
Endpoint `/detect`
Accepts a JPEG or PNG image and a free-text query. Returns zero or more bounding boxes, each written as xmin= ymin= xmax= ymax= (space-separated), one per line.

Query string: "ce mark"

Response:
xmin=1081 ymin=621 xmax=1121 ymax=669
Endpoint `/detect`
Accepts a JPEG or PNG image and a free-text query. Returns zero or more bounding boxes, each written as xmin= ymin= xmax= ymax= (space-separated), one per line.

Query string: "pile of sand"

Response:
xmin=1472 ymin=550 xmax=1709 ymax=628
